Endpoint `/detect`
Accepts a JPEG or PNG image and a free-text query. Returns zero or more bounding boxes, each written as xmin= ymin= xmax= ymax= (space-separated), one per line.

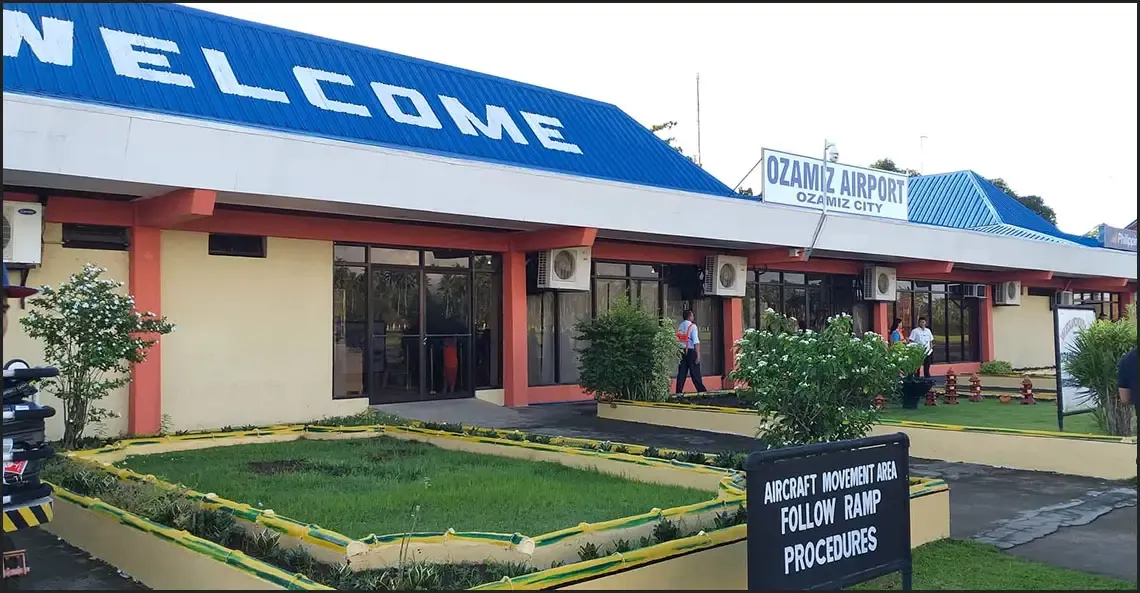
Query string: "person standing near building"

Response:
xmin=1118 ymin=346 xmax=1137 ymax=414
xmin=889 ymin=318 xmax=906 ymax=345
xmin=908 ymin=316 xmax=935 ymax=377
xmin=675 ymin=309 xmax=707 ymax=394
xmin=3 ymin=264 xmax=38 ymax=339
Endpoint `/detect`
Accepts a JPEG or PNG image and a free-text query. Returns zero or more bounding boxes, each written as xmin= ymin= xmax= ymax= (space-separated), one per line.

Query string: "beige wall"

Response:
xmin=992 ymin=293 xmax=1054 ymax=369
xmin=4 ymin=223 xmax=131 ymax=441
xmin=160 ymin=231 xmax=366 ymax=432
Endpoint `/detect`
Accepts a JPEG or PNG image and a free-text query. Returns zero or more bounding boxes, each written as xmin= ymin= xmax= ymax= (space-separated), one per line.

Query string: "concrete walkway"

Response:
xmin=376 ymin=398 xmax=1138 ymax=583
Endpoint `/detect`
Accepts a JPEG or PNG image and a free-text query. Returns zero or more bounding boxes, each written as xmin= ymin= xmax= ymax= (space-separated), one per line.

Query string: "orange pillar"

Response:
xmin=1120 ymin=291 xmax=1133 ymax=319
xmin=722 ymin=298 xmax=743 ymax=386
xmin=978 ymin=293 xmax=995 ymax=362
xmin=128 ymin=227 xmax=162 ymax=435
xmin=873 ymin=302 xmax=890 ymax=339
xmin=502 ymin=250 xmax=529 ymax=407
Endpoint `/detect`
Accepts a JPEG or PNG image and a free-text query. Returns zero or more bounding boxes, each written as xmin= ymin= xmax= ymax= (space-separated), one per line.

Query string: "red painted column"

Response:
xmin=128 ymin=227 xmax=162 ymax=434
xmin=722 ymin=298 xmax=743 ymax=386
xmin=1120 ymin=291 xmax=1133 ymax=319
xmin=978 ymin=293 xmax=995 ymax=362
xmin=501 ymin=250 xmax=529 ymax=407
xmin=873 ymin=302 xmax=890 ymax=340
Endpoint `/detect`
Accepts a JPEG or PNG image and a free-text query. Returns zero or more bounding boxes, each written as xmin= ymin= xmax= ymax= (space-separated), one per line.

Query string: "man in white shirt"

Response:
xmin=908 ymin=316 xmax=935 ymax=378
xmin=676 ymin=309 xmax=708 ymax=393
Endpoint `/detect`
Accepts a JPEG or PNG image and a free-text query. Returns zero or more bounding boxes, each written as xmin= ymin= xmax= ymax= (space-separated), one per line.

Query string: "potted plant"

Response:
xmin=895 ymin=343 xmax=935 ymax=409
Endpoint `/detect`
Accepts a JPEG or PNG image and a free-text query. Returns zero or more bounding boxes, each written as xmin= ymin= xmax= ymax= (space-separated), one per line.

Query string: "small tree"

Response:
xmin=732 ymin=310 xmax=921 ymax=448
xmin=1062 ymin=310 xmax=1137 ymax=436
xmin=20 ymin=264 xmax=175 ymax=448
xmin=575 ymin=298 xmax=680 ymax=402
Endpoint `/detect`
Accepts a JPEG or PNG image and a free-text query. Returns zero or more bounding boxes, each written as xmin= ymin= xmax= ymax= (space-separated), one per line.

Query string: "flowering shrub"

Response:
xmin=575 ymin=298 xmax=680 ymax=402
xmin=731 ymin=309 xmax=926 ymax=448
xmin=20 ymin=264 xmax=175 ymax=448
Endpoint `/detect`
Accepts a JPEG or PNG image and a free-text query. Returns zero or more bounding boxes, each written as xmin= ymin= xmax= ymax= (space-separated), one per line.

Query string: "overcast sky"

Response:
xmin=187 ymin=2 xmax=1137 ymax=234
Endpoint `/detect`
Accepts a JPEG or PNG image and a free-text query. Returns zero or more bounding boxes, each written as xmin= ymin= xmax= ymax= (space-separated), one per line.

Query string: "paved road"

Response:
xmin=379 ymin=399 xmax=1139 ymax=583
xmin=4 ymin=527 xmax=146 ymax=590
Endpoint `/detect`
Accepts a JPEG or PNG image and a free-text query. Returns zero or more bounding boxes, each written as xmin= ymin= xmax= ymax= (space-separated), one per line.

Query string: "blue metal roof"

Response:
xmin=908 ymin=171 xmax=1100 ymax=247
xmin=2 ymin=3 xmax=735 ymax=198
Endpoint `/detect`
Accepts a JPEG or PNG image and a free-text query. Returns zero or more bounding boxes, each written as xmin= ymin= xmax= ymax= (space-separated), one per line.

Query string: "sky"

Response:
xmin=187 ymin=2 xmax=1138 ymax=234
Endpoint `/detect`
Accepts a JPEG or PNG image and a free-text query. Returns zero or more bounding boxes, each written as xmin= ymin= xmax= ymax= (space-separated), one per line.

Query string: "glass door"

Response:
xmin=369 ymin=267 xmax=421 ymax=404
xmin=424 ymin=272 xmax=472 ymax=399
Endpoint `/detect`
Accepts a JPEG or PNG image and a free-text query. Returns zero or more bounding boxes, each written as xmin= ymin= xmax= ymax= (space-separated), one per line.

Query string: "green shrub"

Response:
xmin=979 ymin=360 xmax=1015 ymax=375
xmin=575 ymin=298 xmax=680 ymax=402
xmin=731 ymin=311 xmax=920 ymax=448
xmin=1063 ymin=314 xmax=1137 ymax=436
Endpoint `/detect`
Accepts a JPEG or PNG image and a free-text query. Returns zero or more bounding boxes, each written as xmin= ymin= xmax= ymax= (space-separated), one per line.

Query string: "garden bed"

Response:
xmin=599 ymin=399 xmax=1138 ymax=479
xmin=42 ymin=420 xmax=948 ymax=590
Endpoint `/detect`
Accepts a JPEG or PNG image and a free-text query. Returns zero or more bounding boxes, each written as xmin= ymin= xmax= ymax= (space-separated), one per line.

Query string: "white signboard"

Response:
xmin=760 ymin=149 xmax=910 ymax=221
xmin=1054 ymin=306 xmax=1098 ymax=415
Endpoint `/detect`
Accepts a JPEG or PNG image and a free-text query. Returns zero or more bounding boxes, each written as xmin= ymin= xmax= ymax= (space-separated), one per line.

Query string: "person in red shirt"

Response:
xmin=442 ymin=337 xmax=459 ymax=393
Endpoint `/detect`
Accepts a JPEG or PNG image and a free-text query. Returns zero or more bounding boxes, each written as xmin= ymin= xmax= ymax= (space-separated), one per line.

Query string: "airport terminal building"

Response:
xmin=4 ymin=3 xmax=1136 ymax=438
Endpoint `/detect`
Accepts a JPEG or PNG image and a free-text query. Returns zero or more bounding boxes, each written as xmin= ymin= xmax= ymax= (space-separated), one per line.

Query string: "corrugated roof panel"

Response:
xmin=3 ymin=3 xmax=735 ymax=197
xmin=970 ymin=173 xmax=1063 ymax=235
xmin=907 ymin=172 xmax=998 ymax=229
xmin=971 ymin=224 xmax=1079 ymax=245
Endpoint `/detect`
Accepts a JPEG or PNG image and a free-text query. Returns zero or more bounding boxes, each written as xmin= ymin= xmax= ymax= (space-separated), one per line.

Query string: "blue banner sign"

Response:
xmin=3 ymin=3 xmax=733 ymax=197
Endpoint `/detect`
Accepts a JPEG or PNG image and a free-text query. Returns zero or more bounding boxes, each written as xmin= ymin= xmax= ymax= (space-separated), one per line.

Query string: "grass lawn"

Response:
xmin=878 ymin=397 xmax=1116 ymax=434
xmin=117 ymin=436 xmax=712 ymax=538
xmin=851 ymin=539 xmax=1136 ymax=590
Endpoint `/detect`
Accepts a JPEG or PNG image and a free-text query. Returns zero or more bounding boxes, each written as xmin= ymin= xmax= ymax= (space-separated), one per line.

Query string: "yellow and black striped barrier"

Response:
xmin=3 ymin=498 xmax=53 ymax=532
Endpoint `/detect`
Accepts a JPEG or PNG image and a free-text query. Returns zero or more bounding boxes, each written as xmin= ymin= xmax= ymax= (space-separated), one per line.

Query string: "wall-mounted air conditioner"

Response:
xmin=537 ymin=247 xmax=591 ymax=291
xmin=862 ymin=265 xmax=897 ymax=301
xmin=994 ymin=281 xmax=1022 ymax=306
xmin=702 ymin=255 xmax=747 ymax=298
xmin=2 ymin=202 xmax=44 ymax=265
xmin=1055 ymin=291 xmax=1074 ymax=307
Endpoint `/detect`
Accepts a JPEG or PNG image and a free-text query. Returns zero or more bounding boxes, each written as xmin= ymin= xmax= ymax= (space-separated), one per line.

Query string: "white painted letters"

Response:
xmin=371 ymin=82 xmax=441 ymax=129
xmin=202 ymin=48 xmax=289 ymax=104
xmin=99 ymin=27 xmax=193 ymax=88
xmin=3 ymin=10 xmax=73 ymax=66
xmin=292 ymin=66 xmax=370 ymax=117
xmin=520 ymin=111 xmax=582 ymax=154
xmin=440 ymin=96 xmax=528 ymax=145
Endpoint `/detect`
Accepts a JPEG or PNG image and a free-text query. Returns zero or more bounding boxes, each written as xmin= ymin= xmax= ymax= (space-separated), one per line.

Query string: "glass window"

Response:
xmin=425 ymin=273 xmax=470 ymax=335
xmin=334 ymin=245 xmax=366 ymax=263
xmin=947 ymin=296 xmax=964 ymax=363
xmin=962 ymin=300 xmax=976 ymax=361
xmin=527 ymin=292 xmax=557 ymax=386
xmin=690 ymin=298 xmax=723 ymax=375
xmin=557 ymin=291 xmax=591 ymax=384
xmin=913 ymin=291 xmax=931 ymax=328
xmin=808 ymin=287 xmax=830 ymax=332
xmin=783 ymin=272 xmax=806 ymax=285
xmin=931 ymin=291 xmax=948 ymax=363
xmin=743 ymin=283 xmax=757 ymax=330
xmin=632 ymin=280 xmax=660 ymax=316
xmin=785 ymin=287 xmax=807 ymax=330
xmin=370 ymin=247 xmax=420 ymax=266
xmin=896 ymin=292 xmax=914 ymax=336
xmin=594 ymin=262 xmax=627 ymax=277
xmin=372 ymin=269 xmax=420 ymax=334
xmin=333 ymin=266 xmax=367 ymax=398
xmin=896 ymin=280 xmax=912 ymax=291
xmin=474 ymin=254 xmax=499 ymax=271
xmin=473 ymin=272 xmax=501 ymax=389
xmin=629 ymin=264 xmax=660 ymax=279
xmin=806 ymin=274 xmax=827 ymax=287
xmin=757 ymin=271 xmax=781 ymax=284
xmin=424 ymin=250 xmax=470 ymax=268
xmin=758 ymin=285 xmax=781 ymax=323
xmin=593 ymin=278 xmax=628 ymax=314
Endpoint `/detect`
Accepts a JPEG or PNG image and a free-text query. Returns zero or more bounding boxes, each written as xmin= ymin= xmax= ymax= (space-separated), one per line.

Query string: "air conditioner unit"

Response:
xmin=862 ymin=265 xmax=897 ymax=301
xmin=537 ymin=247 xmax=591 ymax=291
xmin=702 ymin=255 xmax=747 ymax=297
xmin=1055 ymin=291 xmax=1074 ymax=306
xmin=994 ymin=281 xmax=1022 ymax=306
xmin=2 ymin=202 xmax=44 ymax=265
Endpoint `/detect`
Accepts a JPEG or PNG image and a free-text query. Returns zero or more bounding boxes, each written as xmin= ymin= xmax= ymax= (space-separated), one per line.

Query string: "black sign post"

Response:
xmin=746 ymin=433 xmax=913 ymax=590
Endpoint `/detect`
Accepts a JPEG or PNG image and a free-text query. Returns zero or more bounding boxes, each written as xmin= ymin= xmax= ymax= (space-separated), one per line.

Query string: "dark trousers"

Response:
xmin=922 ymin=354 xmax=933 ymax=378
xmin=676 ymin=349 xmax=707 ymax=393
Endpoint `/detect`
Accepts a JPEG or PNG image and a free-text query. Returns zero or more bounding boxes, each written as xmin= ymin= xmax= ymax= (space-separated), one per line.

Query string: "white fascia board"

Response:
xmin=3 ymin=93 xmax=1135 ymax=281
